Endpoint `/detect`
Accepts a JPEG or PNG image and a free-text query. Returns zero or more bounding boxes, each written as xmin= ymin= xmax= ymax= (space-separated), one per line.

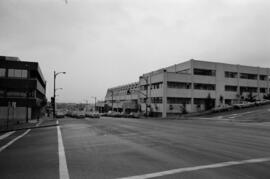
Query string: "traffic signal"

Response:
xmin=51 ymin=97 xmax=55 ymax=108
xmin=127 ymin=89 xmax=131 ymax=95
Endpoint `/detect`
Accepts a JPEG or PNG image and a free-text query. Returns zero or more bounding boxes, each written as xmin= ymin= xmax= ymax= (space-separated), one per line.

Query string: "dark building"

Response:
xmin=0 ymin=56 xmax=47 ymax=128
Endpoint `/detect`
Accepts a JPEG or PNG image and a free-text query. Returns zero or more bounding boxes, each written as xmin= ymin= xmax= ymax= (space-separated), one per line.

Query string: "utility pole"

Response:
xmin=53 ymin=71 xmax=66 ymax=118
xmin=53 ymin=71 xmax=56 ymax=118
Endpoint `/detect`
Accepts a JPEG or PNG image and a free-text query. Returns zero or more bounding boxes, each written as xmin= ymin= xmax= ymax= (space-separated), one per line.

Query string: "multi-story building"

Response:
xmin=105 ymin=82 xmax=140 ymax=113
xmin=0 ymin=56 xmax=47 ymax=127
xmin=105 ymin=59 xmax=270 ymax=118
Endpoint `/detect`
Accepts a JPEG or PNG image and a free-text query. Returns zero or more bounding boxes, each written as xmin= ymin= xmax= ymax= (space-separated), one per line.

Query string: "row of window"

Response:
xmin=140 ymin=82 xmax=163 ymax=90
xmin=167 ymin=98 xmax=215 ymax=105
xmin=194 ymin=68 xmax=216 ymax=76
xmin=0 ymin=90 xmax=35 ymax=98
xmin=168 ymin=82 xmax=215 ymax=90
xmin=0 ymin=68 xmax=28 ymax=78
xmin=193 ymin=68 xmax=270 ymax=81
xmin=167 ymin=82 xmax=191 ymax=89
xmin=167 ymin=97 xmax=191 ymax=104
xmin=225 ymin=71 xmax=270 ymax=80
xmin=225 ymin=85 xmax=269 ymax=93
xmin=151 ymin=97 xmax=162 ymax=104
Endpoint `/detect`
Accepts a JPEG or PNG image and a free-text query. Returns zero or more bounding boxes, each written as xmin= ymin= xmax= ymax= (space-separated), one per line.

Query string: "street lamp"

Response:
xmin=53 ymin=71 xmax=66 ymax=118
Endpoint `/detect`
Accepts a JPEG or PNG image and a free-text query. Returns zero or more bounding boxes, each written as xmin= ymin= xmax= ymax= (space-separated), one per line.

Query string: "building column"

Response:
xmin=190 ymin=60 xmax=194 ymax=112
xmin=257 ymin=67 xmax=260 ymax=100
xmin=268 ymin=69 xmax=270 ymax=94
xmin=237 ymin=65 xmax=240 ymax=103
xmin=162 ymin=70 xmax=167 ymax=118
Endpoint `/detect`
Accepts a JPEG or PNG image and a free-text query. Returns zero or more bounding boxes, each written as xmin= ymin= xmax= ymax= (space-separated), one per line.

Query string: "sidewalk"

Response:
xmin=0 ymin=117 xmax=58 ymax=133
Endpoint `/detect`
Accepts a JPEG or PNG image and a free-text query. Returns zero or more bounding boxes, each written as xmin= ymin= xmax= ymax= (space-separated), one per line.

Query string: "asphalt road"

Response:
xmin=1 ymin=107 xmax=270 ymax=179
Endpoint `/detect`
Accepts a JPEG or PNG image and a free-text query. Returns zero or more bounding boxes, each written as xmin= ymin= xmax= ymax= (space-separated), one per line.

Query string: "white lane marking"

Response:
xmin=57 ymin=125 xmax=70 ymax=179
xmin=117 ymin=157 xmax=270 ymax=179
xmin=56 ymin=120 xmax=59 ymax=125
xmin=0 ymin=129 xmax=31 ymax=152
xmin=0 ymin=131 xmax=15 ymax=140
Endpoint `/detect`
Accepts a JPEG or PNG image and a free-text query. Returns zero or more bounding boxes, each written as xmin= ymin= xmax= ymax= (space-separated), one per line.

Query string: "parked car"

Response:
xmin=75 ymin=111 xmax=85 ymax=118
xmin=212 ymin=105 xmax=233 ymax=113
xmin=55 ymin=111 xmax=65 ymax=118
xmin=107 ymin=111 xmax=121 ymax=117
xmin=86 ymin=112 xmax=100 ymax=118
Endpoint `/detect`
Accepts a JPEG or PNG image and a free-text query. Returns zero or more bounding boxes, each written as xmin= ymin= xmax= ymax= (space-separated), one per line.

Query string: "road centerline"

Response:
xmin=57 ymin=122 xmax=70 ymax=179
xmin=117 ymin=157 xmax=270 ymax=179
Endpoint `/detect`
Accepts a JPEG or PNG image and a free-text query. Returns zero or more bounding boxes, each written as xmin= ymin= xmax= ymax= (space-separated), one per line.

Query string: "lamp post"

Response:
xmin=53 ymin=71 xmax=66 ymax=118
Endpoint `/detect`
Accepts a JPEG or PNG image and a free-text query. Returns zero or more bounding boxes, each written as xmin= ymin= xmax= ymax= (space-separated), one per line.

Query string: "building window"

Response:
xmin=240 ymin=86 xmax=257 ymax=93
xmin=240 ymin=73 xmax=257 ymax=80
xmin=140 ymin=85 xmax=148 ymax=90
xmin=6 ymin=91 xmax=27 ymax=97
xmin=21 ymin=70 xmax=27 ymax=78
xmin=151 ymin=82 xmax=162 ymax=89
xmin=177 ymin=69 xmax=190 ymax=74
xmin=151 ymin=97 xmax=162 ymax=103
xmin=140 ymin=98 xmax=147 ymax=103
xmin=167 ymin=97 xmax=191 ymax=104
xmin=194 ymin=83 xmax=216 ymax=90
xmin=225 ymin=71 xmax=237 ymax=78
xmin=0 ymin=68 xmax=6 ymax=77
xmin=260 ymin=88 xmax=267 ymax=93
xmin=260 ymin=75 xmax=267 ymax=81
xmin=194 ymin=68 xmax=216 ymax=76
xmin=8 ymin=69 xmax=28 ymax=78
xmin=225 ymin=85 xmax=237 ymax=92
xmin=167 ymin=82 xmax=191 ymax=89
xmin=225 ymin=99 xmax=232 ymax=105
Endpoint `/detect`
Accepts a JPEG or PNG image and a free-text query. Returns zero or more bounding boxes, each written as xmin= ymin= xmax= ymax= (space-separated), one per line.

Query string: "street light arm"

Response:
xmin=53 ymin=71 xmax=66 ymax=118
xmin=55 ymin=71 xmax=66 ymax=77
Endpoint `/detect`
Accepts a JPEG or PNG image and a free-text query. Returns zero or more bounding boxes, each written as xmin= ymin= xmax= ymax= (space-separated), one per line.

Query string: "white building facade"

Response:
xmin=106 ymin=60 xmax=270 ymax=118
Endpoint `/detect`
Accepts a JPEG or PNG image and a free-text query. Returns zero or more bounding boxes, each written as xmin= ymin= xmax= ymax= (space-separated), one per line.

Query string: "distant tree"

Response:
xmin=104 ymin=104 xmax=110 ymax=112
xmin=219 ymin=95 xmax=224 ymax=105
xmin=182 ymin=102 xmax=187 ymax=114
xmin=264 ymin=93 xmax=270 ymax=100
xmin=205 ymin=93 xmax=214 ymax=110
xmin=246 ymin=91 xmax=256 ymax=102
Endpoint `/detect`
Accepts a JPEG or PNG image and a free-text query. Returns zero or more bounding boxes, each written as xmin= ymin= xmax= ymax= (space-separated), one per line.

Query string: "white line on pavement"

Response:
xmin=117 ymin=157 xmax=270 ymax=179
xmin=0 ymin=131 xmax=15 ymax=140
xmin=0 ymin=129 xmax=31 ymax=152
xmin=57 ymin=125 xmax=70 ymax=179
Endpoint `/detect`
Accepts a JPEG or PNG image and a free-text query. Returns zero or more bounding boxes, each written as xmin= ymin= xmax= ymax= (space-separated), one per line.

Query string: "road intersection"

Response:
xmin=1 ymin=107 xmax=270 ymax=178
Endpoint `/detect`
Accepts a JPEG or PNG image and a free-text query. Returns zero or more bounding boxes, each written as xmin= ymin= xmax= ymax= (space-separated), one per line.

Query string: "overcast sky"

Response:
xmin=0 ymin=0 xmax=269 ymax=103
